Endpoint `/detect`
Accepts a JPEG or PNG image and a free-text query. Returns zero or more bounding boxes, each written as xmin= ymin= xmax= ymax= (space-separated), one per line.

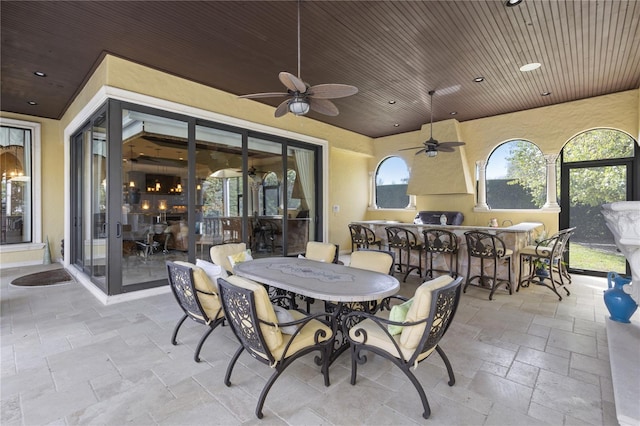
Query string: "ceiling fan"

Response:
xmin=400 ymin=90 xmax=465 ymax=157
xmin=238 ymin=0 xmax=358 ymax=117
xmin=233 ymin=165 xmax=268 ymax=177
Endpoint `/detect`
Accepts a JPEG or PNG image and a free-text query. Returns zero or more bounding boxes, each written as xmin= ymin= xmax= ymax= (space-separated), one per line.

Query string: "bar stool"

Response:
xmin=517 ymin=227 xmax=574 ymax=301
xmin=464 ymin=231 xmax=512 ymax=300
xmin=385 ymin=226 xmax=423 ymax=282
xmin=348 ymin=224 xmax=382 ymax=252
xmin=422 ymin=229 xmax=459 ymax=278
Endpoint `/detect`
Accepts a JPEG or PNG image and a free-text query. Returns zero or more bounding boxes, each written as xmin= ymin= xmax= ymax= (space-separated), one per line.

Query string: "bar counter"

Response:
xmin=351 ymin=221 xmax=543 ymax=287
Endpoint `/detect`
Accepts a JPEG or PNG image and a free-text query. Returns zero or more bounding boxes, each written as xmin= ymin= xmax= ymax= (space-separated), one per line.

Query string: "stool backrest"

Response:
xmin=349 ymin=224 xmax=377 ymax=247
xmin=464 ymin=231 xmax=508 ymax=259
xmin=385 ymin=226 xmax=420 ymax=249
xmin=422 ymin=229 xmax=458 ymax=254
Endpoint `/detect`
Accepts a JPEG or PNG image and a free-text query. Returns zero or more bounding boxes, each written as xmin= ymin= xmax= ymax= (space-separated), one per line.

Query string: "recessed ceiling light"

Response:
xmin=541 ymin=91 xmax=551 ymax=96
xmin=473 ymin=76 xmax=485 ymax=83
xmin=393 ymin=123 xmax=400 ymax=127
xmin=27 ymin=100 xmax=38 ymax=105
xmin=505 ymin=0 xmax=523 ymax=7
xmin=388 ymin=100 xmax=396 ymax=105
xmin=449 ymin=111 xmax=457 ymax=115
xmin=519 ymin=62 xmax=541 ymax=72
xmin=33 ymin=71 xmax=47 ymax=77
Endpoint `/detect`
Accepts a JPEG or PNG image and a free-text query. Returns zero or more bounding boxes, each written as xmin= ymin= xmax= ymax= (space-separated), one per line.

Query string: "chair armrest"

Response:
xmin=376 ymin=294 xmax=410 ymax=313
xmin=345 ymin=311 xmax=431 ymax=363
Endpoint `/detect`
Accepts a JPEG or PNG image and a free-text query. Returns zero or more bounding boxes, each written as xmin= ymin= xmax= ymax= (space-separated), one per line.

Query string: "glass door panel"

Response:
xmin=91 ymin=112 xmax=107 ymax=286
xmin=567 ymin=165 xmax=628 ymax=274
xmin=247 ymin=136 xmax=283 ymax=257
xmin=286 ymin=145 xmax=316 ymax=255
xmin=195 ymin=125 xmax=243 ymax=261
xmin=121 ymin=110 xmax=188 ymax=287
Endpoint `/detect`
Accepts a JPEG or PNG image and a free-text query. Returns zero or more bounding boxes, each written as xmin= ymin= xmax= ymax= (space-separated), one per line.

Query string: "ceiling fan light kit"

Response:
xmin=288 ymin=97 xmax=310 ymax=115
xmin=239 ymin=0 xmax=357 ymax=118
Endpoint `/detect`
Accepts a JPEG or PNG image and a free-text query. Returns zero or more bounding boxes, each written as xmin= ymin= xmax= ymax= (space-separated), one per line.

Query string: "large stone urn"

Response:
xmin=601 ymin=201 xmax=640 ymax=306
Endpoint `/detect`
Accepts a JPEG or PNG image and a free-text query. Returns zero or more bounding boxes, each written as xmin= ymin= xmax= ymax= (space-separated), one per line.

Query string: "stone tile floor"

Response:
xmin=1 ymin=261 xmax=618 ymax=425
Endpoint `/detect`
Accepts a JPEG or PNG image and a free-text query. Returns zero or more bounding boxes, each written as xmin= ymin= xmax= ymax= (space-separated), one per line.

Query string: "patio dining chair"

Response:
xmin=217 ymin=275 xmax=334 ymax=419
xmin=345 ymin=275 xmax=463 ymax=419
xmin=166 ymin=261 xmax=225 ymax=363
xmin=298 ymin=241 xmax=341 ymax=311
xmin=341 ymin=248 xmax=396 ymax=312
xmin=209 ymin=242 xmax=247 ymax=275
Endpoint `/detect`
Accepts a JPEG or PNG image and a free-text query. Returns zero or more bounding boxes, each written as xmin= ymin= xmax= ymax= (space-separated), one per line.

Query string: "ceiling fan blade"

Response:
xmin=309 ymin=98 xmax=339 ymax=116
xmin=279 ymin=71 xmax=307 ymax=93
xmin=414 ymin=148 xmax=426 ymax=156
xmin=436 ymin=146 xmax=455 ymax=152
xmin=238 ymin=92 xmax=289 ymax=99
xmin=274 ymin=99 xmax=290 ymax=117
xmin=399 ymin=146 xmax=425 ymax=151
xmin=308 ymin=84 xmax=358 ymax=99
xmin=438 ymin=141 xmax=466 ymax=147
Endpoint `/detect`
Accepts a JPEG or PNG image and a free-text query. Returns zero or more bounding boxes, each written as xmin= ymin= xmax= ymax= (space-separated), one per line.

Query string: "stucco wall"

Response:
xmin=368 ymin=89 xmax=640 ymax=235
xmin=0 ymin=112 xmax=63 ymax=264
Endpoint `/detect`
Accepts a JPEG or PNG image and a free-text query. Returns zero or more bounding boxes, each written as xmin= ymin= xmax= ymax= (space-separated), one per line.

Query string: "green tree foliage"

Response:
xmin=505 ymin=130 xmax=635 ymax=208
xmin=504 ymin=141 xmax=546 ymax=207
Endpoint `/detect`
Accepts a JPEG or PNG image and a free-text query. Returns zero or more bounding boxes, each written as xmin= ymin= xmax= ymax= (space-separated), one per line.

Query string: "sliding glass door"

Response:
xmin=71 ymin=99 xmax=322 ymax=296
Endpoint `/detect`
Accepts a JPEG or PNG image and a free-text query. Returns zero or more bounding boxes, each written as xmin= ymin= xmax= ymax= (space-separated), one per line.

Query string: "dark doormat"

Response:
xmin=11 ymin=268 xmax=75 ymax=287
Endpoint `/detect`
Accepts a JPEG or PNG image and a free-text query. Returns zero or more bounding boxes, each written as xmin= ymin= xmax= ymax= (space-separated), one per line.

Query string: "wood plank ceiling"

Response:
xmin=1 ymin=0 xmax=639 ymax=138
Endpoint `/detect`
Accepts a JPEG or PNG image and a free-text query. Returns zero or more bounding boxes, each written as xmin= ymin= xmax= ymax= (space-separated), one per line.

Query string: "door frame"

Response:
xmin=559 ymin=152 xmax=638 ymax=277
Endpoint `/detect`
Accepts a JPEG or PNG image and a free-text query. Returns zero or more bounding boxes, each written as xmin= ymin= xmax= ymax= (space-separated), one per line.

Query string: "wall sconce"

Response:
xmin=141 ymin=200 xmax=150 ymax=210
xmin=158 ymin=199 xmax=167 ymax=223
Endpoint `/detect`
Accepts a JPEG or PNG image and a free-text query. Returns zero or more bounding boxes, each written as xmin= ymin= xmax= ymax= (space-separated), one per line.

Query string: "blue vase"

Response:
xmin=604 ymin=272 xmax=638 ymax=323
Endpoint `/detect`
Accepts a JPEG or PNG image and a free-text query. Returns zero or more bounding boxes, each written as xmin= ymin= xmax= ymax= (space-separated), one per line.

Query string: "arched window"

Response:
xmin=375 ymin=156 xmax=410 ymax=209
xmin=262 ymin=172 xmax=280 ymax=215
xmin=486 ymin=140 xmax=546 ymax=209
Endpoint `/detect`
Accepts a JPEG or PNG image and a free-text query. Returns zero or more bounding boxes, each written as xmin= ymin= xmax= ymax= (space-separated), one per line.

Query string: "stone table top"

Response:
xmin=233 ymin=257 xmax=400 ymax=302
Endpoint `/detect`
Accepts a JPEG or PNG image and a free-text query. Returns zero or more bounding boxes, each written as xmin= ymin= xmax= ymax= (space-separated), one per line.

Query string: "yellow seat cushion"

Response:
xmin=349 ymin=317 xmax=434 ymax=362
xmin=270 ymin=309 xmax=333 ymax=361
xmin=223 ymin=275 xmax=283 ymax=351
xmin=209 ymin=243 xmax=247 ymax=273
xmin=349 ymin=250 xmax=393 ymax=274
xmin=400 ymin=275 xmax=454 ymax=349
xmin=305 ymin=242 xmax=336 ymax=263
xmin=174 ymin=261 xmax=223 ymax=322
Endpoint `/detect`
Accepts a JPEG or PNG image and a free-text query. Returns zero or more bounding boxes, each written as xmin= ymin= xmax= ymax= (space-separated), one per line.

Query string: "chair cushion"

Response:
xmin=227 ymin=249 xmax=253 ymax=268
xmin=348 ymin=318 xmax=435 ymax=361
xmin=519 ymin=245 xmax=552 ymax=257
xmin=272 ymin=305 xmax=299 ymax=334
xmin=209 ymin=243 xmax=247 ymax=273
xmin=349 ymin=250 xmax=393 ymax=274
xmin=305 ymin=241 xmax=336 ymax=263
xmin=388 ymin=298 xmax=413 ymax=335
xmin=195 ymin=259 xmax=228 ymax=289
xmin=223 ymin=275 xmax=283 ymax=351
xmin=271 ymin=309 xmax=333 ymax=361
xmin=174 ymin=261 xmax=223 ymax=321
xmin=400 ymin=275 xmax=454 ymax=349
